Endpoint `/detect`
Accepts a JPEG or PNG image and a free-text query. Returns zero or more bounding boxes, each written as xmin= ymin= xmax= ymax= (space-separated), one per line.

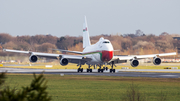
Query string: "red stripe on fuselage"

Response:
xmin=101 ymin=51 xmax=113 ymax=62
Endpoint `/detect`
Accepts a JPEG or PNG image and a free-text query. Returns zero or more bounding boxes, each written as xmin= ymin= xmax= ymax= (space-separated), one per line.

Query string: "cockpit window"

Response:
xmin=103 ymin=41 xmax=110 ymax=43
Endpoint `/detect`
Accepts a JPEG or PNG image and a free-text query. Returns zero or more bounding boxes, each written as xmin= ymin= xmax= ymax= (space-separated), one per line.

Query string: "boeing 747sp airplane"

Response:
xmin=3 ymin=16 xmax=176 ymax=73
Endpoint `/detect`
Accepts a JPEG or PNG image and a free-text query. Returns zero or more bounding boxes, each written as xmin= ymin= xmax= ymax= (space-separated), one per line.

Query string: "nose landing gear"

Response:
xmin=103 ymin=63 xmax=108 ymax=71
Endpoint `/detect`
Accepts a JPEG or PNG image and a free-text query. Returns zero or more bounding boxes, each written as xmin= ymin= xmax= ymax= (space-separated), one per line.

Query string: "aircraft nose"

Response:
xmin=101 ymin=51 xmax=113 ymax=62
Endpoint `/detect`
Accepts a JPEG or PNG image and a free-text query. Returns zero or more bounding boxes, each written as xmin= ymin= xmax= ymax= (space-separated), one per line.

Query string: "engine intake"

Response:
xmin=153 ymin=57 xmax=161 ymax=65
xmin=60 ymin=58 xmax=68 ymax=66
xmin=29 ymin=55 xmax=38 ymax=63
xmin=130 ymin=59 xmax=139 ymax=67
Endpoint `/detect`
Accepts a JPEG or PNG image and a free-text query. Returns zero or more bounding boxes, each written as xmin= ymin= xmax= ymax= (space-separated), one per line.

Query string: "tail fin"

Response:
xmin=83 ymin=16 xmax=91 ymax=48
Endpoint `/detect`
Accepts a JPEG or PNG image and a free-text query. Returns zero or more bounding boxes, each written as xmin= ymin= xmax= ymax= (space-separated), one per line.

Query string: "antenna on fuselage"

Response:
xmin=83 ymin=16 xmax=91 ymax=48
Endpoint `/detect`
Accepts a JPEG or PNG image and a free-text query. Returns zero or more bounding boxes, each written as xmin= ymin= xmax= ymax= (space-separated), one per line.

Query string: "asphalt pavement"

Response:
xmin=0 ymin=67 xmax=180 ymax=78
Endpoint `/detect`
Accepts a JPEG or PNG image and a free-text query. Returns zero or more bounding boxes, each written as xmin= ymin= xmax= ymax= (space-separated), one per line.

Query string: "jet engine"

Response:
xmin=153 ymin=57 xmax=161 ymax=65
xmin=130 ymin=59 xmax=139 ymax=67
xmin=29 ymin=55 xmax=38 ymax=63
xmin=60 ymin=58 xmax=68 ymax=66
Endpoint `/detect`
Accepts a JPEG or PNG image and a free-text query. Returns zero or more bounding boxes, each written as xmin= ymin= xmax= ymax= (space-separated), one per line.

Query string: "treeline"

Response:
xmin=0 ymin=33 xmax=82 ymax=56
xmin=0 ymin=32 xmax=180 ymax=56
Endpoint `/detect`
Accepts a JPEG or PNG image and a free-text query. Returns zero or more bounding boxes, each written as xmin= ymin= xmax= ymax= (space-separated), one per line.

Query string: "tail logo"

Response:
xmin=83 ymin=27 xmax=87 ymax=32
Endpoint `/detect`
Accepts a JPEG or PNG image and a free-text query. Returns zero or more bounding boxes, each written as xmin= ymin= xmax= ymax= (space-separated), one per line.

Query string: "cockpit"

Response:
xmin=103 ymin=41 xmax=110 ymax=43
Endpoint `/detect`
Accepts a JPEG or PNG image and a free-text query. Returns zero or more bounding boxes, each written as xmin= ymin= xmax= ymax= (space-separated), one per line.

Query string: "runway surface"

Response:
xmin=0 ymin=67 xmax=180 ymax=78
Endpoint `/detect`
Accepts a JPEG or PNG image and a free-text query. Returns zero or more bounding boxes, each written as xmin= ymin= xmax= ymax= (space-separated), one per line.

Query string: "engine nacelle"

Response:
xmin=130 ymin=59 xmax=139 ymax=67
xmin=153 ymin=57 xmax=161 ymax=65
xmin=29 ymin=55 xmax=38 ymax=63
xmin=60 ymin=58 xmax=68 ymax=66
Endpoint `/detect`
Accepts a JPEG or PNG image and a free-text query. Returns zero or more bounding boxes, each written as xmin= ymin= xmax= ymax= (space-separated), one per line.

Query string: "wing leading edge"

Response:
xmin=3 ymin=49 xmax=91 ymax=65
xmin=110 ymin=52 xmax=176 ymax=64
xmin=113 ymin=52 xmax=176 ymax=60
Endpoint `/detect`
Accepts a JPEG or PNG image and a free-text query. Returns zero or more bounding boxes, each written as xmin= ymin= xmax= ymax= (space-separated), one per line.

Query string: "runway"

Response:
xmin=0 ymin=67 xmax=180 ymax=78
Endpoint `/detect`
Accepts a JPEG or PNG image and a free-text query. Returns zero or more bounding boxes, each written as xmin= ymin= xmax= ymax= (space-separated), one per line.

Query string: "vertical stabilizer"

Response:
xmin=83 ymin=16 xmax=91 ymax=48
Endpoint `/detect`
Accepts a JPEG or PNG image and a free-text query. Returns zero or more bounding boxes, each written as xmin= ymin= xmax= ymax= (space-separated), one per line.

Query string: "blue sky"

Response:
xmin=0 ymin=0 xmax=180 ymax=37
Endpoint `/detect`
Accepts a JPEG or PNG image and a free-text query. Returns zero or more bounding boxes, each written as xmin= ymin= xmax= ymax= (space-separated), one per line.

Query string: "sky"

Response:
xmin=0 ymin=0 xmax=180 ymax=37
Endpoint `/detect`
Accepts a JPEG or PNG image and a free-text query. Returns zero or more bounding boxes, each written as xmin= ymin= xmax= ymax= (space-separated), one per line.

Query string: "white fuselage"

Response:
xmin=82 ymin=37 xmax=114 ymax=65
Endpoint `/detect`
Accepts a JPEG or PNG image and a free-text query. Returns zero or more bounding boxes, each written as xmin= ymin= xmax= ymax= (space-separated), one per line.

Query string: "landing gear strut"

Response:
xmin=110 ymin=61 xmax=115 ymax=73
xmin=94 ymin=65 xmax=97 ymax=69
xmin=103 ymin=63 xmax=108 ymax=71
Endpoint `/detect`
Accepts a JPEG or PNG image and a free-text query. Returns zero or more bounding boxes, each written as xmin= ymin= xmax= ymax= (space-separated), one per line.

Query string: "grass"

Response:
xmin=3 ymin=74 xmax=180 ymax=101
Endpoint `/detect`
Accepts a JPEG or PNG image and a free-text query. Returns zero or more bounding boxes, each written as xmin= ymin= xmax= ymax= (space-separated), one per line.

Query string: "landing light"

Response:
xmin=83 ymin=57 xmax=87 ymax=59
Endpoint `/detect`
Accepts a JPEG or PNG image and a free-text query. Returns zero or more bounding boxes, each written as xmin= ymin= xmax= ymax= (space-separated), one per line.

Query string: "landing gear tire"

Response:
xmin=81 ymin=68 xmax=83 ymax=72
xmin=110 ymin=69 xmax=115 ymax=73
xmin=103 ymin=67 xmax=108 ymax=71
xmin=87 ymin=69 xmax=92 ymax=72
xmin=110 ymin=69 xmax=112 ymax=73
xmin=98 ymin=69 xmax=104 ymax=73
xmin=90 ymin=69 xmax=92 ymax=72
xmin=78 ymin=68 xmax=83 ymax=72
xmin=101 ymin=69 xmax=104 ymax=73
xmin=98 ymin=69 xmax=100 ymax=73
xmin=113 ymin=69 xmax=115 ymax=73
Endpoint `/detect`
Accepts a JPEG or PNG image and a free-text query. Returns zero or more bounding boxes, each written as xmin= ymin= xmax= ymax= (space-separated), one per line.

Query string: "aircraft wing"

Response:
xmin=3 ymin=49 xmax=60 ymax=59
xmin=3 ymin=49 xmax=91 ymax=65
xmin=110 ymin=52 xmax=176 ymax=64
xmin=52 ymin=49 xmax=83 ymax=54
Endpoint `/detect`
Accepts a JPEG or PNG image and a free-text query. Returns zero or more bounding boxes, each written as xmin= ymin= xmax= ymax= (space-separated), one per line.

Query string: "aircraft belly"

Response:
xmin=85 ymin=53 xmax=102 ymax=64
xmin=92 ymin=53 xmax=101 ymax=62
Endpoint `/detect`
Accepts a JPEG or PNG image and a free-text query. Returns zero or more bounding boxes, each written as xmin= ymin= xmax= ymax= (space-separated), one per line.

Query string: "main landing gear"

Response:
xmin=77 ymin=65 xmax=83 ymax=72
xmin=87 ymin=65 xmax=92 ymax=72
xmin=97 ymin=65 xmax=104 ymax=73
xmin=77 ymin=63 xmax=116 ymax=73
xmin=98 ymin=68 xmax=104 ymax=73
xmin=110 ymin=61 xmax=116 ymax=73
